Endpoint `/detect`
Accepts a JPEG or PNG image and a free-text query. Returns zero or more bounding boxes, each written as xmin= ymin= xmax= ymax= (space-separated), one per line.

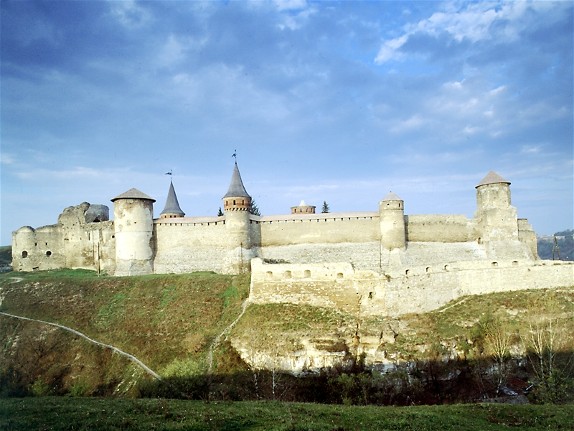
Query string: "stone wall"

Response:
xmin=405 ymin=214 xmax=474 ymax=242
xmin=153 ymin=218 xmax=230 ymax=274
xmin=11 ymin=203 xmax=115 ymax=273
xmin=258 ymin=213 xmax=380 ymax=246
xmin=250 ymin=258 xmax=574 ymax=317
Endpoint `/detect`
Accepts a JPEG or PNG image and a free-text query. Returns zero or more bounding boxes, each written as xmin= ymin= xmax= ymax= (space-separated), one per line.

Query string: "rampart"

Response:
xmin=249 ymin=258 xmax=574 ymax=317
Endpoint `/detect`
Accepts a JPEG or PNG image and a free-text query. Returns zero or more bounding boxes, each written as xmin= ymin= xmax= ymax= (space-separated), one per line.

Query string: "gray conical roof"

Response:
xmin=223 ymin=162 xmax=251 ymax=198
xmin=382 ymin=191 xmax=403 ymax=201
xmin=476 ymin=171 xmax=510 ymax=188
xmin=160 ymin=181 xmax=185 ymax=216
xmin=111 ymin=188 xmax=156 ymax=202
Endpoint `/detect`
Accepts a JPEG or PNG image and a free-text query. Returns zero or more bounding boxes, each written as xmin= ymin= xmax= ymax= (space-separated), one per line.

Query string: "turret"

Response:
xmin=379 ymin=191 xmax=406 ymax=250
xmin=223 ymin=161 xmax=253 ymax=272
xmin=160 ymin=181 xmax=185 ymax=219
xmin=111 ymin=188 xmax=155 ymax=276
xmin=291 ymin=200 xmax=316 ymax=214
xmin=474 ymin=171 xmax=518 ymax=242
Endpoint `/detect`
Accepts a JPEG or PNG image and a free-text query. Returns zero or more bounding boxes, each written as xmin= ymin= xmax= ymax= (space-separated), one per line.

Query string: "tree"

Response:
xmin=250 ymin=200 xmax=261 ymax=216
xmin=217 ymin=207 xmax=224 ymax=217
xmin=321 ymin=201 xmax=329 ymax=213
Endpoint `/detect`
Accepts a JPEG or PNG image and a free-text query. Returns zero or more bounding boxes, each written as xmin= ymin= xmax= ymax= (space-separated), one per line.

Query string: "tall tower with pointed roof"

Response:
xmin=223 ymin=161 xmax=254 ymax=272
xmin=379 ymin=191 xmax=406 ymax=250
xmin=160 ymin=181 xmax=185 ymax=219
xmin=111 ymin=188 xmax=156 ymax=276
xmin=223 ymin=161 xmax=252 ymax=212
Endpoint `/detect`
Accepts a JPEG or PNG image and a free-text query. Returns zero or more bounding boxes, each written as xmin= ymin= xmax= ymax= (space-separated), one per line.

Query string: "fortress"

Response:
xmin=11 ymin=163 xmax=573 ymax=317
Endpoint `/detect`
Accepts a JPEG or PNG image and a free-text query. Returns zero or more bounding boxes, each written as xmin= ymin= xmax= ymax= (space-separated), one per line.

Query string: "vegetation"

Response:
xmin=0 ymin=246 xmax=11 ymax=272
xmin=1 ymin=269 xmax=572 ymax=406
xmin=1 ymin=397 xmax=573 ymax=431
xmin=321 ymin=201 xmax=329 ymax=213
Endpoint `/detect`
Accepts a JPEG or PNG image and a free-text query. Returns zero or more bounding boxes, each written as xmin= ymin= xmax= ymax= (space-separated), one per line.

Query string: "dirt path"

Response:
xmin=0 ymin=311 xmax=162 ymax=381
xmin=207 ymin=281 xmax=252 ymax=374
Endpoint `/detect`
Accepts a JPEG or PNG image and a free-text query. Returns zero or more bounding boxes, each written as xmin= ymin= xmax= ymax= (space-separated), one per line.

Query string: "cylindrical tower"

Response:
xmin=223 ymin=161 xmax=253 ymax=272
xmin=379 ymin=191 xmax=406 ymax=250
xmin=111 ymin=188 xmax=155 ymax=276
xmin=474 ymin=171 xmax=518 ymax=242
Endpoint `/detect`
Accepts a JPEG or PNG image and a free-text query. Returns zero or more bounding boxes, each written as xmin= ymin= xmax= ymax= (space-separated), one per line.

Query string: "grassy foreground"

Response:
xmin=2 ymin=397 xmax=573 ymax=431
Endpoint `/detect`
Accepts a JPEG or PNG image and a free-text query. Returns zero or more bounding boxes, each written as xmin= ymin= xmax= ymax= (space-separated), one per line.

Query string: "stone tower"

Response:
xmin=379 ymin=191 xmax=406 ymax=250
xmin=474 ymin=171 xmax=532 ymax=259
xmin=160 ymin=181 xmax=185 ymax=219
xmin=111 ymin=188 xmax=155 ymax=276
xmin=474 ymin=171 xmax=518 ymax=242
xmin=223 ymin=161 xmax=253 ymax=272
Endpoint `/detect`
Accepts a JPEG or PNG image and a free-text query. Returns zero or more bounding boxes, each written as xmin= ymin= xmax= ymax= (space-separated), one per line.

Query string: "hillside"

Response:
xmin=1 ymin=270 xmax=572 ymax=404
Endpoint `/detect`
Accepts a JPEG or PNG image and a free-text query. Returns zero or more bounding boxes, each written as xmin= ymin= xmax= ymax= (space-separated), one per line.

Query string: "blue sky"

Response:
xmin=1 ymin=0 xmax=572 ymax=245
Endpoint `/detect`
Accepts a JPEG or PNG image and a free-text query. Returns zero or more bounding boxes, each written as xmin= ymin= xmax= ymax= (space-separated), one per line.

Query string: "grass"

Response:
xmin=0 ymin=270 xmax=250 ymax=397
xmin=1 ymin=397 xmax=573 ymax=431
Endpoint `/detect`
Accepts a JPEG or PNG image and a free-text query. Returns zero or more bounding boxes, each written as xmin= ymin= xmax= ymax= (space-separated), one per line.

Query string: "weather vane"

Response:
xmin=232 ymin=149 xmax=237 ymax=160
xmin=165 ymin=169 xmax=173 ymax=176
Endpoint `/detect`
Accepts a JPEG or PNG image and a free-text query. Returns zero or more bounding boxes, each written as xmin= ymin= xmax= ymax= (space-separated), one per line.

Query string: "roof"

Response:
xmin=382 ymin=191 xmax=403 ymax=201
xmin=111 ymin=188 xmax=156 ymax=202
xmin=223 ymin=162 xmax=251 ymax=198
xmin=476 ymin=171 xmax=511 ymax=188
xmin=160 ymin=181 xmax=185 ymax=216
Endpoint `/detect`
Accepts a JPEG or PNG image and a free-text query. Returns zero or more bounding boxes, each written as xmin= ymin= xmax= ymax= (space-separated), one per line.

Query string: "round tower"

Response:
xmin=475 ymin=171 xmax=518 ymax=242
xmin=291 ymin=200 xmax=316 ymax=214
xmin=111 ymin=188 xmax=155 ymax=276
xmin=223 ymin=161 xmax=253 ymax=272
xmin=379 ymin=191 xmax=406 ymax=250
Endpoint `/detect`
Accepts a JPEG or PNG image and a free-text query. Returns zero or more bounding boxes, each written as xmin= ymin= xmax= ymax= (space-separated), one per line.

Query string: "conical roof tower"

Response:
xmin=223 ymin=161 xmax=252 ymax=212
xmin=160 ymin=181 xmax=185 ymax=218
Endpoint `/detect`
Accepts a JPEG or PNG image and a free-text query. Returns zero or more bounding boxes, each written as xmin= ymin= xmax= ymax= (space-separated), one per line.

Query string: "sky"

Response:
xmin=1 ymin=0 xmax=572 ymax=246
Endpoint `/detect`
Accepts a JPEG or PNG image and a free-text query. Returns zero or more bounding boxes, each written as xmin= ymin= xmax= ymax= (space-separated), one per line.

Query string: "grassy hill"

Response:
xmin=1 ymin=269 xmax=572 ymax=405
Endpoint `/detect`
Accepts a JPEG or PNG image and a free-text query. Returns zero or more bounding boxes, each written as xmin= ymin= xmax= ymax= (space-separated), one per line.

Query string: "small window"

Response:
xmin=425 ymin=267 xmax=430 ymax=273
xmin=22 ymin=250 xmax=28 ymax=258
xmin=405 ymin=269 xmax=410 ymax=276
xmin=512 ymin=260 xmax=518 ymax=266
xmin=266 ymin=271 xmax=273 ymax=279
xmin=368 ymin=292 xmax=373 ymax=299
xmin=304 ymin=270 xmax=311 ymax=278
xmin=284 ymin=270 xmax=292 ymax=278
xmin=337 ymin=272 xmax=344 ymax=279
xmin=492 ymin=262 xmax=498 ymax=267
xmin=444 ymin=264 xmax=449 ymax=271
xmin=46 ymin=251 xmax=52 ymax=257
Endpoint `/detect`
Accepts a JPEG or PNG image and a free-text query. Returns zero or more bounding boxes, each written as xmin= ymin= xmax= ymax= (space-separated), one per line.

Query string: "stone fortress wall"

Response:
xmin=11 ymin=165 xmax=573 ymax=316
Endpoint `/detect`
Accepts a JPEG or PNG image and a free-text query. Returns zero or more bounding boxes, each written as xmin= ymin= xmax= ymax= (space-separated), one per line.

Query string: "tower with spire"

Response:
xmin=223 ymin=160 xmax=255 ymax=272
xmin=160 ymin=181 xmax=185 ymax=219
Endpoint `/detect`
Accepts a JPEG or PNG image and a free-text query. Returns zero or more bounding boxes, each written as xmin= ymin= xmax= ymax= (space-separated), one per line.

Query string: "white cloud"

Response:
xmin=0 ymin=153 xmax=16 ymax=165
xmin=110 ymin=0 xmax=152 ymax=29
xmin=374 ymin=1 xmax=568 ymax=64
xmin=273 ymin=0 xmax=308 ymax=12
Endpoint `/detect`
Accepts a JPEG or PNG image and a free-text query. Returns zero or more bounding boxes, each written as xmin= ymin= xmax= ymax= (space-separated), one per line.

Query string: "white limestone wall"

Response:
xmin=259 ymin=213 xmax=380 ymax=246
xmin=250 ymin=258 xmax=574 ymax=317
xmin=259 ymin=242 xmax=382 ymax=271
xmin=12 ymin=225 xmax=65 ymax=271
xmin=153 ymin=219 xmax=230 ymax=274
xmin=405 ymin=214 xmax=474 ymax=242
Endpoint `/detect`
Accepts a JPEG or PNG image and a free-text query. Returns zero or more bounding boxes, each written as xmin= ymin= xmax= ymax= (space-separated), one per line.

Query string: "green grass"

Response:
xmin=0 ymin=271 xmax=251 ymax=397
xmin=1 ymin=397 xmax=573 ymax=431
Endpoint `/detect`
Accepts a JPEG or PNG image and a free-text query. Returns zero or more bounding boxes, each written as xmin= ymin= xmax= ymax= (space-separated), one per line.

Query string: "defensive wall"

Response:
xmin=249 ymin=257 xmax=574 ymax=317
